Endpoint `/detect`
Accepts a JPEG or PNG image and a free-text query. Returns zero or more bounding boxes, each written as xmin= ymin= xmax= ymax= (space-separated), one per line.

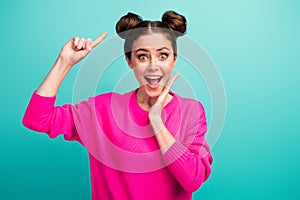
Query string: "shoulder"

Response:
xmin=93 ymin=91 xmax=114 ymax=102
xmin=174 ymin=92 xmax=206 ymax=114
xmin=172 ymin=93 xmax=208 ymax=134
xmin=93 ymin=89 xmax=135 ymax=105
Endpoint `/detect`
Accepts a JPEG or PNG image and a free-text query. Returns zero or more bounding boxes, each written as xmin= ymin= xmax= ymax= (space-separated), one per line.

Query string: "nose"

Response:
xmin=148 ymin=57 xmax=159 ymax=71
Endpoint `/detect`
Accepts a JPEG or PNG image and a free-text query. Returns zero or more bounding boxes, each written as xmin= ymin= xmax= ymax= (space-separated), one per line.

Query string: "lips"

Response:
xmin=144 ymin=75 xmax=162 ymax=89
xmin=144 ymin=75 xmax=162 ymax=84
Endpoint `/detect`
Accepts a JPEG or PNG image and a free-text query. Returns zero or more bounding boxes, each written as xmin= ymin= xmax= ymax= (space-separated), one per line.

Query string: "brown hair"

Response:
xmin=115 ymin=11 xmax=187 ymax=59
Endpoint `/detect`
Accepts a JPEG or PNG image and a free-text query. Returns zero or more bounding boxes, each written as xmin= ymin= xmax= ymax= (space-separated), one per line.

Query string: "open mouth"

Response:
xmin=144 ymin=75 xmax=163 ymax=88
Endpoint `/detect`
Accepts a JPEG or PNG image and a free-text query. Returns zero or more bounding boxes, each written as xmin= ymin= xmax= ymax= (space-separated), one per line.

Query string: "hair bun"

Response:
xmin=162 ymin=10 xmax=186 ymax=37
xmin=116 ymin=12 xmax=143 ymax=39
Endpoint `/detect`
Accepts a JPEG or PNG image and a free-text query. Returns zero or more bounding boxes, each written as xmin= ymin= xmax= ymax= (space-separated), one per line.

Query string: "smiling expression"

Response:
xmin=126 ymin=33 xmax=177 ymax=97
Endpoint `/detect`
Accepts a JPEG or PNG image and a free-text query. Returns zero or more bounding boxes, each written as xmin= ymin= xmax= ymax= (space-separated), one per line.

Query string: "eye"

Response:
xmin=159 ymin=53 xmax=168 ymax=59
xmin=138 ymin=54 xmax=148 ymax=60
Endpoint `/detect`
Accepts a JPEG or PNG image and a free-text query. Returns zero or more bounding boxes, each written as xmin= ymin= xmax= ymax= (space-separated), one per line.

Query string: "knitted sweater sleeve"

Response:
xmin=22 ymin=90 xmax=79 ymax=141
xmin=161 ymin=101 xmax=213 ymax=193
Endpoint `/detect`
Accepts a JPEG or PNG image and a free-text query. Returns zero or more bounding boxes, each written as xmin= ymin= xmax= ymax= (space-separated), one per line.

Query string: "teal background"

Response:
xmin=1 ymin=0 xmax=299 ymax=199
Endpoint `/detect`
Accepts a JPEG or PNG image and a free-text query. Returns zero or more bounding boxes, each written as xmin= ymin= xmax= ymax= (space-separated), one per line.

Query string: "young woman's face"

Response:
xmin=126 ymin=33 xmax=177 ymax=98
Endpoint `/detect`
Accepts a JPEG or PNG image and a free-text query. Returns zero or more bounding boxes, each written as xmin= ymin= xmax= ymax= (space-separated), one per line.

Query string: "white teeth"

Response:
xmin=145 ymin=76 xmax=161 ymax=79
xmin=144 ymin=76 xmax=162 ymax=83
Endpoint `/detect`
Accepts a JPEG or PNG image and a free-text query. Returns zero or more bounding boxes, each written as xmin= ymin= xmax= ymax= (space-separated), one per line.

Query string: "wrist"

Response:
xmin=57 ymin=55 xmax=73 ymax=70
xmin=161 ymin=138 xmax=176 ymax=154
xmin=150 ymin=117 xmax=164 ymax=135
xmin=149 ymin=115 xmax=162 ymax=125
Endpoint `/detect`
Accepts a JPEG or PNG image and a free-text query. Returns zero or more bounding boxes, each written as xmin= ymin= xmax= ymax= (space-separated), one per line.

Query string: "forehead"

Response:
xmin=132 ymin=33 xmax=172 ymax=51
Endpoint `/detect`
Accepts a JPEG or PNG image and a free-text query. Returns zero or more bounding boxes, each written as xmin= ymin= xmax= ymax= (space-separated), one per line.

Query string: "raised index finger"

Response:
xmin=156 ymin=73 xmax=180 ymax=105
xmin=91 ymin=31 xmax=108 ymax=48
xmin=166 ymin=73 xmax=180 ymax=90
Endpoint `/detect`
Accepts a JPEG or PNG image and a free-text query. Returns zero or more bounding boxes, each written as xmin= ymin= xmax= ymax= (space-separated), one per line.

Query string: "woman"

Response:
xmin=22 ymin=10 xmax=213 ymax=200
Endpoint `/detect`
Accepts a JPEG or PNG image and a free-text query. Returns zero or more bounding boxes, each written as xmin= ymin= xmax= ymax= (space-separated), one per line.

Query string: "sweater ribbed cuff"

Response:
xmin=161 ymin=140 xmax=190 ymax=166
xmin=26 ymin=90 xmax=56 ymax=115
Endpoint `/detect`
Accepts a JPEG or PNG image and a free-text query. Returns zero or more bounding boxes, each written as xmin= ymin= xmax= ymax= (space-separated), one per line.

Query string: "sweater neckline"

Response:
xmin=129 ymin=88 xmax=177 ymax=125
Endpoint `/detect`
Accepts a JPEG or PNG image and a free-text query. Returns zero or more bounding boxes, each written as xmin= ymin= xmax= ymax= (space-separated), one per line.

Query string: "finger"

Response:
xmin=87 ymin=39 xmax=93 ymax=51
xmin=91 ymin=31 xmax=108 ymax=48
xmin=74 ymin=37 xmax=79 ymax=46
xmin=83 ymin=38 xmax=92 ymax=51
xmin=76 ymin=38 xmax=85 ymax=50
xmin=156 ymin=73 xmax=180 ymax=104
xmin=166 ymin=73 xmax=180 ymax=89
xmin=162 ymin=73 xmax=180 ymax=97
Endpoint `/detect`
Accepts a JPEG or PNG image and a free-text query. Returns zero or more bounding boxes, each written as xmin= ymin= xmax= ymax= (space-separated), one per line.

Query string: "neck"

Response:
xmin=136 ymin=87 xmax=172 ymax=111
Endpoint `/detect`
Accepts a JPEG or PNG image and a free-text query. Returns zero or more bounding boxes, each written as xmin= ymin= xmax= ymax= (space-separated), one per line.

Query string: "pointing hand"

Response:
xmin=59 ymin=31 xmax=108 ymax=67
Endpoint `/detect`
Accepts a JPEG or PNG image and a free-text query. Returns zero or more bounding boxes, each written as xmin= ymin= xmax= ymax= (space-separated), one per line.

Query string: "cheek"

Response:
xmin=133 ymin=68 xmax=142 ymax=78
xmin=162 ymin=58 xmax=175 ymax=68
xmin=161 ymin=64 xmax=174 ymax=75
xmin=132 ymin=66 xmax=147 ymax=84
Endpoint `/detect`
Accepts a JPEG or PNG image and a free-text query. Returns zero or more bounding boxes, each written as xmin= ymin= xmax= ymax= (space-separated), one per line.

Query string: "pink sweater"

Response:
xmin=22 ymin=88 xmax=213 ymax=200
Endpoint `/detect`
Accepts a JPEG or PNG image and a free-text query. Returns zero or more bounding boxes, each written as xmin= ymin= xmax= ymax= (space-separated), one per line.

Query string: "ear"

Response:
xmin=126 ymin=56 xmax=134 ymax=69
xmin=171 ymin=55 xmax=177 ymax=68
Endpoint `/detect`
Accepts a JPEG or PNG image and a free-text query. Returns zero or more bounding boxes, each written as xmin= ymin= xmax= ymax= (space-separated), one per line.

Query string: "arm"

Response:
xmin=22 ymin=91 xmax=79 ymax=140
xmin=155 ymin=103 xmax=213 ymax=192
xmin=22 ymin=32 xmax=108 ymax=139
xmin=36 ymin=32 xmax=108 ymax=97
xmin=149 ymin=74 xmax=213 ymax=192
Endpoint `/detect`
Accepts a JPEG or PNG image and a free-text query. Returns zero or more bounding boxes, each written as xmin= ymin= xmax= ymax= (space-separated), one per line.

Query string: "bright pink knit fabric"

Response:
xmin=22 ymin=88 xmax=213 ymax=200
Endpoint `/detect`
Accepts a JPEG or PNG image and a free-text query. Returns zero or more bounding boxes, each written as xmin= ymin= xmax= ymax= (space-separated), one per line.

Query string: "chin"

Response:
xmin=143 ymin=84 xmax=164 ymax=97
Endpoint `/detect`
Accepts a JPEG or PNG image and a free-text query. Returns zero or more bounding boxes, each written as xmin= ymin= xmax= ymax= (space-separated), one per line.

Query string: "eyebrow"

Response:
xmin=135 ymin=47 xmax=170 ymax=53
